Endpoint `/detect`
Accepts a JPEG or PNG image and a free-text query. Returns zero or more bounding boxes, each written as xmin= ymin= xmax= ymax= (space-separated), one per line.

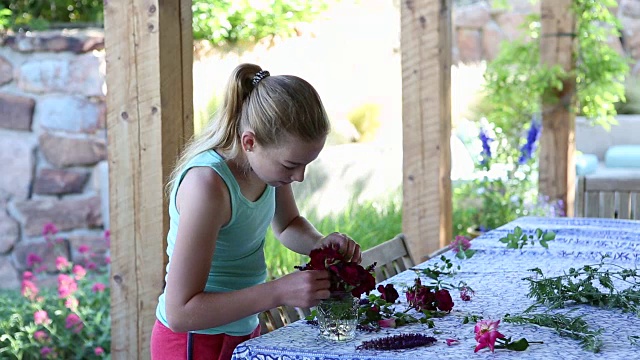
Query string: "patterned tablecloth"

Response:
xmin=232 ymin=216 xmax=640 ymax=360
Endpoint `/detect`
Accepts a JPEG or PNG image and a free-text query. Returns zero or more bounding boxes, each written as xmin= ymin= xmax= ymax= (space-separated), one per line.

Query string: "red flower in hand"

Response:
xmin=298 ymin=244 xmax=376 ymax=298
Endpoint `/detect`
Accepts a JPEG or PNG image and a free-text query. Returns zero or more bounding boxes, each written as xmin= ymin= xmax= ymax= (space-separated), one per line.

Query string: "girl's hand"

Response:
xmin=316 ymin=232 xmax=362 ymax=264
xmin=275 ymin=270 xmax=331 ymax=308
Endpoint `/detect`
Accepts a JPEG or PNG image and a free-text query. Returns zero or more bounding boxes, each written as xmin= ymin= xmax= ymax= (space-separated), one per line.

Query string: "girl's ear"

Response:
xmin=240 ymin=130 xmax=257 ymax=152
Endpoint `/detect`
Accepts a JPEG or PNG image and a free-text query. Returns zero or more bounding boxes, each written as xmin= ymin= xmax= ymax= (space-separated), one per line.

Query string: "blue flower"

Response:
xmin=479 ymin=128 xmax=493 ymax=166
xmin=518 ymin=120 xmax=541 ymax=164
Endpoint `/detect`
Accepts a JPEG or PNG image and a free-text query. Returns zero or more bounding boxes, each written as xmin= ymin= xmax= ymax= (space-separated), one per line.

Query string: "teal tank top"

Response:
xmin=156 ymin=149 xmax=275 ymax=335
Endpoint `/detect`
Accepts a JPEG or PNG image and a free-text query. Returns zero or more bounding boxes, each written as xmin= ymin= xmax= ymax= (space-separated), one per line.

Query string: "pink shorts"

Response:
xmin=150 ymin=319 xmax=260 ymax=360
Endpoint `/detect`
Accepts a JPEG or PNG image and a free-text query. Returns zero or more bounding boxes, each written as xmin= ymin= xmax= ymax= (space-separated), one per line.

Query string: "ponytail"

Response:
xmin=166 ymin=63 xmax=330 ymax=197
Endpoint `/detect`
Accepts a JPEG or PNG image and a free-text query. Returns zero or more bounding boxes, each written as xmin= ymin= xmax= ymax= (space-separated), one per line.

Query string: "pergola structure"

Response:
xmin=104 ymin=0 xmax=575 ymax=358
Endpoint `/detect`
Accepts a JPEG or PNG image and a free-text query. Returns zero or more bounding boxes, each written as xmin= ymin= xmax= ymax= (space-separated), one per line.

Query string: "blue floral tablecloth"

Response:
xmin=232 ymin=216 xmax=640 ymax=360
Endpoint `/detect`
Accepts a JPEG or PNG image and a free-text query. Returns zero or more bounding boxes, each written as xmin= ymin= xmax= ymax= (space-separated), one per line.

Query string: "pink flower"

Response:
xmin=40 ymin=346 xmax=52 ymax=356
xmin=23 ymin=271 xmax=34 ymax=281
xmin=474 ymin=319 xmax=506 ymax=353
xmin=378 ymin=318 xmax=397 ymax=328
xmin=58 ymin=274 xmax=78 ymax=298
xmin=21 ymin=278 xmax=39 ymax=300
xmin=446 ymin=338 xmax=459 ymax=346
xmin=26 ymin=253 xmax=42 ymax=267
xmin=460 ymin=286 xmax=474 ymax=301
xmin=65 ymin=313 xmax=84 ymax=333
xmin=72 ymin=265 xmax=86 ymax=280
xmin=94 ymin=346 xmax=105 ymax=356
xmin=105 ymin=256 xmax=111 ymax=264
xmin=56 ymin=256 xmax=71 ymax=271
xmin=450 ymin=235 xmax=472 ymax=253
xmin=34 ymin=310 xmax=51 ymax=325
xmin=92 ymin=282 xmax=106 ymax=293
xmin=78 ymin=244 xmax=90 ymax=254
xmin=86 ymin=261 xmax=98 ymax=270
xmin=42 ymin=223 xmax=58 ymax=236
xmin=33 ymin=330 xmax=48 ymax=342
xmin=65 ymin=296 xmax=79 ymax=310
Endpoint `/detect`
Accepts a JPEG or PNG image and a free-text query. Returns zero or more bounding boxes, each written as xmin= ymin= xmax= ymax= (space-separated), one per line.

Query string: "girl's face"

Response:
xmin=243 ymin=132 xmax=326 ymax=187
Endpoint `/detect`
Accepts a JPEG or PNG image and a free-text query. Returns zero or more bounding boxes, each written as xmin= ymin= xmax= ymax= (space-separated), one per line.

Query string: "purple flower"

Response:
xmin=518 ymin=120 xmax=541 ymax=164
xmin=479 ymin=128 xmax=493 ymax=166
xmin=450 ymin=235 xmax=471 ymax=253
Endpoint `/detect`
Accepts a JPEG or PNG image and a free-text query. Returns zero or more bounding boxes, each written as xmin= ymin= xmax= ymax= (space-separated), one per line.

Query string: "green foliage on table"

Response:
xmin=502 ymin=255 xmax=640 ymax=352
xmin=524 ymin=256 xmax=640 ymax=315
xmin=499 ymin=226 xmax=556 ymax=249
xmin=503 ymin=311 xmax=603 ymax=353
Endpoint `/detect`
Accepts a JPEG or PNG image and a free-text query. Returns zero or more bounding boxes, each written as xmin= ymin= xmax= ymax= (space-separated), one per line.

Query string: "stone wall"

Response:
xmin=0 ymin=29 xmax=109 ymax=290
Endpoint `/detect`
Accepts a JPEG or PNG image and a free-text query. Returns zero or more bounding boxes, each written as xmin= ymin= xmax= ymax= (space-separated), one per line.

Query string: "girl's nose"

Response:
xmin=291 ymin=167 xmax=305 ymax=182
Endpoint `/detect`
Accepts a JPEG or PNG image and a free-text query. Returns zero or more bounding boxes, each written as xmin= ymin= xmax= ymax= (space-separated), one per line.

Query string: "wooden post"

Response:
xmin=538 ymin=0 xmax=577 ymax=216
xmin=104 ymin=0 xmax=193 ymax=358
xmin=400 ymin=0 xmax=452 ymax=263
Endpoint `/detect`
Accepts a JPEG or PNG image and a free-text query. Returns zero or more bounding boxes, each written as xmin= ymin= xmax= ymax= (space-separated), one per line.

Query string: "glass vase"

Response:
xmin=316 ymin=292 xmax=359 ymax=341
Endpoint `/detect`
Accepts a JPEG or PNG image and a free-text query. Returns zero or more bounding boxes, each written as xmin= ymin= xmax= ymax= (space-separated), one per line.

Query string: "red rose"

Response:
xmin=377 ymin=284 xmax=399 ymax=304
xmin=435 ymin=289 xmax=454 ymax=312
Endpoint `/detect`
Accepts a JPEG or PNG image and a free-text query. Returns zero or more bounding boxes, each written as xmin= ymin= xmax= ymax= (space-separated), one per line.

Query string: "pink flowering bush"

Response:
xmin=0 ymin=223 xmax=110 ymax=359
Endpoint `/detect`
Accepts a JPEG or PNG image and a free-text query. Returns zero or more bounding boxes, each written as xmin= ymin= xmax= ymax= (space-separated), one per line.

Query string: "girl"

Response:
xmin=150 ymin=63 xmax=362 ymax=360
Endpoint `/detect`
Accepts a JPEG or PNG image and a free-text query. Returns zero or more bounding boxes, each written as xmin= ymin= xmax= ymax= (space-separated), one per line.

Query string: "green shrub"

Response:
xmin=347 ymin=103 xmax=382 ymax=143
xmin=265 ymin=192 xmax=403 ymax=279
xmin=194 ymin=93 xmax=222 ymax=135
xmin=1 ymin=0 xmax=103 ymax=30
xmin=0 ymin=224 xmax=110 ymax=359
xmin=0 ymin=0 xmax=334 ymax=51
xmin=193 ymin=0 xmax=334 ymax=49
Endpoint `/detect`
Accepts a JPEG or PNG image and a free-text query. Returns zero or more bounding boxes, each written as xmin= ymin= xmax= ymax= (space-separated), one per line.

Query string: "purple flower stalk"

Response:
xmin=479 ymin=128 xmax=493 ymax=166
xmin=518 ymin=119 xmax=541 ymax=164
xmin=356 ymin=334 xmax=437 ymax=350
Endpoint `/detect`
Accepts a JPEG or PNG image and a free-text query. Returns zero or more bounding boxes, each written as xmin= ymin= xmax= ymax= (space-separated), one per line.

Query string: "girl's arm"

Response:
xmin=164 ymin=168 xmax=330 ymax=333
xmin=272 ymin=185 xmax=361 ymax=262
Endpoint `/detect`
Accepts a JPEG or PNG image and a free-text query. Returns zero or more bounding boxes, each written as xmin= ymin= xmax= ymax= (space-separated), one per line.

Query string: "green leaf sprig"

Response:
xmin=503 ymin=312 xmax=603 ymax=353
xmin=499 ymin=226 xmax=556 ymax=249
xmin=523 ymin=256 xmax=640 ymax=314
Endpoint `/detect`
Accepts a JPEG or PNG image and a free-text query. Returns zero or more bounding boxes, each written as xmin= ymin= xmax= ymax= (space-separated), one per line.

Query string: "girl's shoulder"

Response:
xmin=181 ymin=166 xmax=229 ymax=199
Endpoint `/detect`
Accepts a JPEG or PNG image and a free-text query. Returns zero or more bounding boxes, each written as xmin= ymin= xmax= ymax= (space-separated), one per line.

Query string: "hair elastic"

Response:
xmin=252 ymin=70 xmax=270 ymax=86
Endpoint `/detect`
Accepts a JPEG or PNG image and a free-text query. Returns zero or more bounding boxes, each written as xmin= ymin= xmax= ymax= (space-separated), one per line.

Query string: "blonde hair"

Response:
xmin=166 ymin=63 xmax=331 ymax=196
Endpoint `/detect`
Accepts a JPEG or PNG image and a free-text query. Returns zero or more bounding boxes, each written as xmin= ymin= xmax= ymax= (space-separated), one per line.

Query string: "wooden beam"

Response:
xmin=104 ymin=0 xmax=193 ymax=358
xmin=400 ymin=0 xmax=452 ymax=263
xmin=538 ymin=0 xmax=577 ymax=216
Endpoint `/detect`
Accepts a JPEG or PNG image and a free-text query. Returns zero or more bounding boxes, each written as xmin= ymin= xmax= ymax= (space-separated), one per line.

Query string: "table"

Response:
xmin=232 ymin=217 xmax=640 ymax=360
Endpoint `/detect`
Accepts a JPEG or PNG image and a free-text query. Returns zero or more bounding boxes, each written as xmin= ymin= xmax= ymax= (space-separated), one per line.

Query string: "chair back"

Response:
xmin=258 ymin=306 xmax=311 ymax=335
xmin=575 ymin=175 xmax=640 ymax=219
xmin=361 ymin=233 xmax=415 ymax=283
